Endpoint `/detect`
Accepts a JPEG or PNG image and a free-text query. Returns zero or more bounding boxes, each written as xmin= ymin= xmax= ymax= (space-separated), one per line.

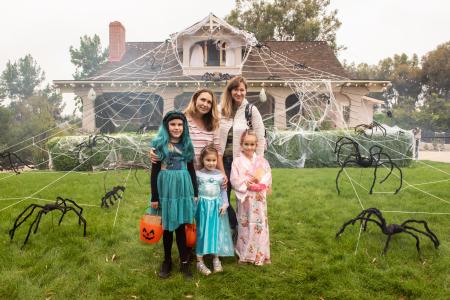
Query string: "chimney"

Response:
xmin=109 ymin=21 xmax=126 ymax=62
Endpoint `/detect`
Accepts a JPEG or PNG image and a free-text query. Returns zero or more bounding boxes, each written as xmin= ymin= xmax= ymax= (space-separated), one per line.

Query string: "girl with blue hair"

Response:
xmin=150 ymin=110 xmax=198 ymax=279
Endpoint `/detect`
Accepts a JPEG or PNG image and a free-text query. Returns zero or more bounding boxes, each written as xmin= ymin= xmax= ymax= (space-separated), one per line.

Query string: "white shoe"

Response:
xmin=212 ymin=258 xmax=223 ymax=273
xmin=196 ymin=261 xmax=211 ymax=276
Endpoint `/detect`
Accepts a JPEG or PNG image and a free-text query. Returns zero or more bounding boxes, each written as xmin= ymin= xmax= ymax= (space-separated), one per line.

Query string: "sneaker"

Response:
xmin=196 ymin=261 xmax=212 ymax=276
xmin=158 ymin=260 xmax=172 ymax=279
xmin=180 ymin=261 xmax=193 ymax=279
xmin=212 ymin=258 xmax=223 ymax=273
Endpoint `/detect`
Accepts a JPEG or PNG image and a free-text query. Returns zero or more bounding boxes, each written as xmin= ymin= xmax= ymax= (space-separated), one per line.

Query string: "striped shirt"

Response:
xmin=187 ymin=116 xmax=221 ymax=170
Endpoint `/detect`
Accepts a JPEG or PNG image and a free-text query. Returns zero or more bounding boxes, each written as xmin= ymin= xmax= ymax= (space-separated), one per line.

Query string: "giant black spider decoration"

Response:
xmin=73 ymin=134 xmax=116 ymax=162
xmin=9 ymin=197 xmax=87 ymax=247
xmin=101 ymin=185 xmax=126 ymax=208
xmin=334 ymin=137 xmax=403 ymax=194
xmin=336 ymin=208 xmax=440 ymax=255
xmin=0 ymin=151 xmax=34 ymax=174
xmin=354 ymin=121 xmax=387 ymax=138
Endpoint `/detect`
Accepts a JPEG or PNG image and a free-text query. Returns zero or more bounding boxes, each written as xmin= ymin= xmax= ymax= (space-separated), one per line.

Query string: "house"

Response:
xmin=54 ymin=14 xmax=388 ymax=133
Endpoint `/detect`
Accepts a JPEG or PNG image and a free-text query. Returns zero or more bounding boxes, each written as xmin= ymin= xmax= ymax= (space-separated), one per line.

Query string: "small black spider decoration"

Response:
xmin=137 ymin=122 xmax=151 ymax=134
xmin=254 ymin=42 xmax=272 ymax=55
xmin=334 ymin=137 xmax=403 ymax=194
xmin=101 ymin=185 xmax=126 ymax=208
xmin=9 ymin=197 xmax=87 ymax=247
xmin=354 ymin=121 xmax=387 ymax=138
xmin=73 ymin=134 xmax=116 ymax=162
xmin=293 ymin=63 xmax=308 ymax=70
xmin=0 ymin=151 xmax=34 ymax=174
xmin=336 ymin=208 xmax=440 ymax=255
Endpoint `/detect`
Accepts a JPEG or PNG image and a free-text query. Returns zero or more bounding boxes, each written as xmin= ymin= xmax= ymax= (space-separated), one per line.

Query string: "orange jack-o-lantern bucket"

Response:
xmin=140 ymin=214 xmax=163 ymax=244
xmin=185 ymin=223 xmax=196 ymax=247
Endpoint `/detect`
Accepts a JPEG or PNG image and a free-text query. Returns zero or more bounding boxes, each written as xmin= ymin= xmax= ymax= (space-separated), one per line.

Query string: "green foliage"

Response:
xmin=1 ymin=163 xmax=450 ymax=299
xmin=421 ymin=41 xmax=450 ymax=98
xmin=266 ymin=130 xmax=413 ymax=168
xmin=70 ymin=34 xmax=108 ymax=80
xmin=0 ymin=54 xmax=45 ymax=101
xmin=225 ymin=0 xmax=343 ymax=52
xmin=47 ymin=134 xmax=154 ymax=171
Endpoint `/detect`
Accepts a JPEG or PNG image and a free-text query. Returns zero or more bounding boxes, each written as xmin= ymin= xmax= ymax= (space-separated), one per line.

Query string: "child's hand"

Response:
xmin=219 ymin=205 xmax=227 ymax=216
xmin=221 ymin=173 xmax=228 ymax=188
xmin=151 ymin=202 xmax=159 ymax=209
xmin=149 ymin=148 xmax=160 ymax=164
xmin=194 ymin=197 xmax=198 ymax=202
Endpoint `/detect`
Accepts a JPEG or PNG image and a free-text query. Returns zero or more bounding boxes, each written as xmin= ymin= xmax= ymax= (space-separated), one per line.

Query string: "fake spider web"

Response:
xmin=0 ymin=15 xmax=449 ymax=255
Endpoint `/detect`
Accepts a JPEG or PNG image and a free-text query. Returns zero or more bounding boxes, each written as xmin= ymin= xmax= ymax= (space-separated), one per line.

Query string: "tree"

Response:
xmin=421 ymin=41 xmax=450 ymax=99
xmin=0 ymin=54 xmax=45 ymax=102
xmin=225 ymin=0 xmax=343 ymax=52
xmin=70 ymin=34 xmax=108 ymax=80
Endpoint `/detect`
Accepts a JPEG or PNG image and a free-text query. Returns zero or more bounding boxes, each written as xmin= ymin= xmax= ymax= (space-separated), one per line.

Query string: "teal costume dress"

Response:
xmin=150 ymin=143 xmax=197 ymax=232
xmin=195 ymin=169 xmax=234 ymax=256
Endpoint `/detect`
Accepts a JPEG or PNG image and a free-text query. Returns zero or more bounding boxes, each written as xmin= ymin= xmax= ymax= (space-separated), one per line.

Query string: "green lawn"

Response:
xmin=1 ymin=161 xmax=450 ymax=299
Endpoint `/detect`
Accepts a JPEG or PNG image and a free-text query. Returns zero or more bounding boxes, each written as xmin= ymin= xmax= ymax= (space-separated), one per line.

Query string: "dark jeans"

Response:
xmin=223 ymin=156 xmax=238 ymax=229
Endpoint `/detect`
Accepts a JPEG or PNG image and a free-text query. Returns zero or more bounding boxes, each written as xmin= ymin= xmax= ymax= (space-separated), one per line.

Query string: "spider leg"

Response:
xmin=402 ymin=230 xmax=421 ymax=254
xmin=336 ymin=216 xmax=384 ymax=238
xmin=101 ymin=196 xmax=108 ymax=208
xmin=9 ymin=204 xmax=43 ymax=240
xmin=23 ymin=210 xmax=45 ymax=246
xmin=403 ymin=226 xmax=440 ymax=249
xmin=62 ymin=198 xmax=84 ymax=225
xmin=370 ymin=163 xmax=378 ymax=194
xmin=8 ymin=153 xmax=20 ymax=174
xmin=64 ymin=207 xmax=87 ymax=237
xmin=383 ymin=234 xmax=393 ymax=254
xmin=402 ymin=220 xmax=440 ymax=248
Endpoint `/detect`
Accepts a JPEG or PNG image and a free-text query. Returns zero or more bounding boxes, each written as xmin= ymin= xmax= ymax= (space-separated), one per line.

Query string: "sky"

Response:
xmin=1 ymin=0 xmax=449 ymax=114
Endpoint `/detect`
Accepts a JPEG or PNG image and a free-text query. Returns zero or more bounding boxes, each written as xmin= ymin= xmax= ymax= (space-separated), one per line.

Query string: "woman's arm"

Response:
xmin=251 ymin=106 xmax=266 ymax=155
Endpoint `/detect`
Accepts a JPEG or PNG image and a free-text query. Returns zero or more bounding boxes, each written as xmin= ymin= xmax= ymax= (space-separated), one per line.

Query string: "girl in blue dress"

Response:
xmin=195 ymin=144 xmax=234 ymax=276
xmin=150 ymin=111 xmax=198 ymax=279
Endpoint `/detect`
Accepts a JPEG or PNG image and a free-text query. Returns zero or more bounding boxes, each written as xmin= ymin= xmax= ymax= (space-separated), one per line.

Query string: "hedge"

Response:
xmin=47 ymin=130 xmax=413 ymax=171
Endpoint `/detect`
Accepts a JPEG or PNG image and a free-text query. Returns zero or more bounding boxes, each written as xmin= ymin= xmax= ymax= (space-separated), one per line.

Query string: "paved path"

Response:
xmin=419 ymin=151 xmax=450 ymax=163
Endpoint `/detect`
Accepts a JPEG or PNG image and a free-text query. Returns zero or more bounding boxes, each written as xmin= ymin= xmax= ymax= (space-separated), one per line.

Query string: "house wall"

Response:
xmin=77 ymin=86 xmax=380 ymax=132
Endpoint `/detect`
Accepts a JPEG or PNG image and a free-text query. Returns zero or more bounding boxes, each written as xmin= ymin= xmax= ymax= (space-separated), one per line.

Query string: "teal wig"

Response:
xmin=151 ymin=110 xmax=194 ymax=161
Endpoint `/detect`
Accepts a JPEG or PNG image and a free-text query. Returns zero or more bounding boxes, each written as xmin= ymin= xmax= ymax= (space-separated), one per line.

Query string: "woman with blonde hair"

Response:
xmin=219 ymin=76 xmax=266 ymax=235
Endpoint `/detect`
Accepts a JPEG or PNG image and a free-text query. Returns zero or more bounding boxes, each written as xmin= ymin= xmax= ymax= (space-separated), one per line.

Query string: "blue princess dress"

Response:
xmin=195 ymin=169 xmax=234 ymax=256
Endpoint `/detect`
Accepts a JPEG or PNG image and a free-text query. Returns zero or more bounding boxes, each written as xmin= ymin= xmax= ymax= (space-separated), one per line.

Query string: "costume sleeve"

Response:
xmin=259 ymin=158 xmax=272 ymax=187
xmin=150 ymin=161 xmax=161 ymax=203
xmin=251 ymin=106 xmax=266 ymax=156
xmin=187 ymin=161 xmax=198 ymax=197
xmin=230 ymin=158 xmax=247 ymax=193
xmin=220 ymin=176 xmax=229 ymax=208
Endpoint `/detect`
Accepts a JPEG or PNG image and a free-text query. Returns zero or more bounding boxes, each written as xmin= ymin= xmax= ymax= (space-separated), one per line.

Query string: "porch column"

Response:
xmin=75 ymin=88 xmax=102 ymax=133
xmin=266 ymin=87 xmax=291 ymax=130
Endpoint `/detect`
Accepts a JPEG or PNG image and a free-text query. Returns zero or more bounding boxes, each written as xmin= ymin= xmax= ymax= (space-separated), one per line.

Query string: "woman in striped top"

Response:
xmin=183 ymin=89 xmax=225 ymax=175
xmin=151 ymin=89 xmax=226 ymax=177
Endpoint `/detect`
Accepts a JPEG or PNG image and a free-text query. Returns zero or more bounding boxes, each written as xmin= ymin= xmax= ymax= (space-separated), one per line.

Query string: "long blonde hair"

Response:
xmin=184 ymin=88 xmax=220 ymax=131
xmin=221 ymin=76 xmax=248 ymax=119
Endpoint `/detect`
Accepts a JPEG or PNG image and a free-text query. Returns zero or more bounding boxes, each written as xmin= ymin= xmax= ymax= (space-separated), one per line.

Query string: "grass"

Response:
xmin=0 ymin=161 xmax=450 ymax=299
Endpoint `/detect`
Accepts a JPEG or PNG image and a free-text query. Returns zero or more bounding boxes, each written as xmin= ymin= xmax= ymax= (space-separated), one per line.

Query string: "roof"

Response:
xmin=88 ymin=40 xmax=349 ymax=82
